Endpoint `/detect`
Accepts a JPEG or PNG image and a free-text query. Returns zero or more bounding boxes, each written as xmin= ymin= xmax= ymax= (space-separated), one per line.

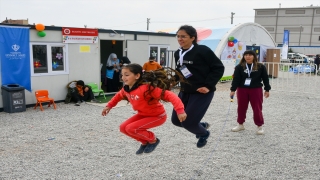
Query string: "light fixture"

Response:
xmin=112 ymin=40 xmax=116 ymax=45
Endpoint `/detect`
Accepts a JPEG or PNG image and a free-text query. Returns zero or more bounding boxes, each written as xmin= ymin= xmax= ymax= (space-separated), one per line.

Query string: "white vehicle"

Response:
xmin=287 ymin=53 xmax=308 ymax=63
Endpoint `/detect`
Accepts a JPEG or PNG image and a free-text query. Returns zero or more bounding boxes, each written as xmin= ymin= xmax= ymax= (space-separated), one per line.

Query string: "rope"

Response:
xmin=190 ymin=96 xmax=234 ymax=180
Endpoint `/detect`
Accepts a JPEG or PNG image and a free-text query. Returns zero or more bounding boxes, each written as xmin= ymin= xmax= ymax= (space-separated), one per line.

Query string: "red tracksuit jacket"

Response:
xmin=107 ymin=84 xmax=185 ymax=116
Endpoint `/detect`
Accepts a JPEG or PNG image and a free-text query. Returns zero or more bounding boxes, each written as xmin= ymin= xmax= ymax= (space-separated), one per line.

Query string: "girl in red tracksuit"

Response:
xmin=102 ymin=63 xmax=187 ymax=155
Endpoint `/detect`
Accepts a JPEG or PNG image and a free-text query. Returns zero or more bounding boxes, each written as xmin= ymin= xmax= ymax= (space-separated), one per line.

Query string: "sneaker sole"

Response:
xmin=231 ymin=128 xmax=245 ymax=132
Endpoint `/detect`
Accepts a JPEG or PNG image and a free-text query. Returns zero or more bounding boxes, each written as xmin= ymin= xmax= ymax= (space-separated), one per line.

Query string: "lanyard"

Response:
xmin=179 ymin=44 xmax=194 ymax=65
xmin=246 ymin=63 xmax=253 ymax=78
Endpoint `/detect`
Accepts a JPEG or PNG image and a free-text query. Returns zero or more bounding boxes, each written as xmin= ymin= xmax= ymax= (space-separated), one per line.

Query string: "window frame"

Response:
xmin=149 ymin=45 xmax=170 ymax=65
xmin=30 ymin=42 xmax=69 ymax=76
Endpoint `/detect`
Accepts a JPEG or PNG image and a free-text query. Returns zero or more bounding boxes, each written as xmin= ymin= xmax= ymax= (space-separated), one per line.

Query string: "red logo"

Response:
xmin=64 ymin=28 xmax=71 ymax=35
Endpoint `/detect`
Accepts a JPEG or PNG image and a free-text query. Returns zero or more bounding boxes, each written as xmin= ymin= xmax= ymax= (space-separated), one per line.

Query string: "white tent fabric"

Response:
xmin=197 ymin=23 xmax=276 ymax=77
xmin=159 ymin=23 xmax=277 ymax=77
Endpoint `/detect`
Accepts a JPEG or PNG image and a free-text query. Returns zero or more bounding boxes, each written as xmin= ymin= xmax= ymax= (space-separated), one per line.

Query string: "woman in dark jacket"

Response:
xmin=171 ymin=25 xmax=225 ymax=148
xmin=230 ymin=50 xmax=271 ymax=135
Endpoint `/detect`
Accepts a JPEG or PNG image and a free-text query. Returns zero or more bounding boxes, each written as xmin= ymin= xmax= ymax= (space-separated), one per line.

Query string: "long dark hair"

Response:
xmin=122 ymin=63 xmax=185 ymax=104
xmin=177 ymin=25 xmax=198 ymax=45
xmin=239 ymin=50 xmax=261 ymax=70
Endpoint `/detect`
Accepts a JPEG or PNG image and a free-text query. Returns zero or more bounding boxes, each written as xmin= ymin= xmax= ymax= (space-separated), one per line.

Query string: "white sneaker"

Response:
xmin=231 ymin=124 xmax=245 ymax=132
xmin=256 ymin=126 xmax=264 ymax=135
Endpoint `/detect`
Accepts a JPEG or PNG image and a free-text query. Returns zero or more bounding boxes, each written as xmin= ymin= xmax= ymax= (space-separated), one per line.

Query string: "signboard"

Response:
xmin=62 ymin=27 xmax=98 ymax=44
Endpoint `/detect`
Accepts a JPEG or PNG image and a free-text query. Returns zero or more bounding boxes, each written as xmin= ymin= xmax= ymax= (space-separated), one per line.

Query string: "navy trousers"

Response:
xmin=171 ymin=91 xmax=214 ymax=136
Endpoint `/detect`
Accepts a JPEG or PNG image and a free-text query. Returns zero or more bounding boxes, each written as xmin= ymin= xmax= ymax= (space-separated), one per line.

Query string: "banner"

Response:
xmin=0 ymin=26 xmax=31 ymax=91
xmin=281 ymin=30 xmax=290 ymax=59
xmin=62 ymin=27 xmax=98 ymax=43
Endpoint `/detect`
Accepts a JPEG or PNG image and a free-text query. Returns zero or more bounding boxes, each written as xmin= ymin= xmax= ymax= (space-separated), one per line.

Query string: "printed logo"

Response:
xmin=4 ymin=44 xmax=26 ymax=60
xmin=64 ymin=29 xmax=70 ymax=34
xmin=12 ymin=44 xmax=20 ymax=51
xmin=128 ymin=94 xmax=140 ymax=101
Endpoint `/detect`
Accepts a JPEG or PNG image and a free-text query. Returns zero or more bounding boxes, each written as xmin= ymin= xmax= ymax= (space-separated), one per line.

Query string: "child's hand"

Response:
xmin=84 ymin=87 xmax=89 ymax=92
xmin=102 ymin=107 xmax=111 ymax=116
xmin=177 ymin=113 xmax=187 ymax=122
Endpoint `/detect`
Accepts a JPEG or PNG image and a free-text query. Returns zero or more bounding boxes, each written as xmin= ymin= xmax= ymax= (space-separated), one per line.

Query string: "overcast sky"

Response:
xmin=0 ymin=0 xmax=319 ymax=32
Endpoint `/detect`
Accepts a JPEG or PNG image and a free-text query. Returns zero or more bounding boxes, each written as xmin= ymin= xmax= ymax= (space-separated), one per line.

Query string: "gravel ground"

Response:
xmin=0 ymin=81 xmax=319 ymax=180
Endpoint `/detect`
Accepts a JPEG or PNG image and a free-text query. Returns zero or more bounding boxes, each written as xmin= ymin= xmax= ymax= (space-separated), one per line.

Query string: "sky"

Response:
xmin=0 ymin=0 xmax=319 ymax=32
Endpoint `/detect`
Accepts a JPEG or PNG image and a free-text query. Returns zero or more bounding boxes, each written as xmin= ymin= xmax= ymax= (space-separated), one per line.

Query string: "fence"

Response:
xmin=265 ymin=62 xmax=320 ymax=96
xmin=165 ymin=50 xmax=320 ymax=96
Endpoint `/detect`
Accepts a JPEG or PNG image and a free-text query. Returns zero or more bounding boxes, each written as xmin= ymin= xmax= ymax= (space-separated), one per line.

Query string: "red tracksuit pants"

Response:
xmin=236 ymin=87 xmax=264 ymax=126
xmin=119 ymin=113 xmax=167 ymax=145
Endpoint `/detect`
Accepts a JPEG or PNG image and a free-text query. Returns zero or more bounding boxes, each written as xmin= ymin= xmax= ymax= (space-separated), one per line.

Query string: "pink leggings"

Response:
xmin=236 ymin=87 xmax=264 ymax=126
xmin=119 ymin=113 xmax=167 ymax=144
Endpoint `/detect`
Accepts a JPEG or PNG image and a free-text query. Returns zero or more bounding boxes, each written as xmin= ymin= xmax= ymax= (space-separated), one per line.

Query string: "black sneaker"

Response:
xmin=136 ymin=144 xmax=147 ymax=155
xmin=91 ymin=99 xmax=101 ymax=103
xmin=143 ymin=138 xmax=160 ymax=153
xmin=201 ymin=122 xmax=210 ymax=129
xmin=75 ymin=101 xmax=81 ymax=106
xmin=196 ymin=122 xmax=210 ymax=139
xmin=197 ymin=131 xmax=210 ymax=148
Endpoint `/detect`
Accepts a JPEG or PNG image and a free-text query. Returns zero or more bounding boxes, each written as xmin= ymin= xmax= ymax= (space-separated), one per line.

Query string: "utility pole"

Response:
xmin=231 ymin=12 xmax=235 ymax=24
xmin=147 ymin=18 xmax=150 ymax=30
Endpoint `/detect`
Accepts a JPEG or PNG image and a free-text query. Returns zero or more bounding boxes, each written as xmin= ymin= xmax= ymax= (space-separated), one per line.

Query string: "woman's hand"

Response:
xmin=196 ymin=87 xmax=209 ymax=94
xmin=102 ymin=107 xmax=111 ymax=116
xmin=177 ymin=113 xmax=187 ymax=122
xmin=264 ymin=91 xmax=270 ymax=98
xmin=230 ymin=91 xmax=235 ymax=98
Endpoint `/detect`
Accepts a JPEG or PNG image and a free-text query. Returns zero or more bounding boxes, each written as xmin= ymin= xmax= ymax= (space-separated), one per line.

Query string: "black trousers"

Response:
xmin=71 ymin=88 xmax=94 ymax=102
xmin=171 ymin=91 xmax=214 ymax=136
xmin=107 ymin=71 xmax=120 ymax=92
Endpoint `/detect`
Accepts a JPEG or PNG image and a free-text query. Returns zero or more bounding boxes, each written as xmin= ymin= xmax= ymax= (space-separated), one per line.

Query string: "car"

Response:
xmin=287 ymin=53 xmax=308 ymax=63
xmin=305 ymin=54 xmax=316 ymax=63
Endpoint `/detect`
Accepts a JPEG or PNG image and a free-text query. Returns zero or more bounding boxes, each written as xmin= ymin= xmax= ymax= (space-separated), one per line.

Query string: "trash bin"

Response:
xmin=1 ymin=84 xmax=26 ymax=113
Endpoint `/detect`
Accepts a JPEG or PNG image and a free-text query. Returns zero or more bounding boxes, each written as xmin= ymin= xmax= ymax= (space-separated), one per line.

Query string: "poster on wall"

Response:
xmin=221 ymin=40 xmax=246 ymax=66
xmin=62 ymin=27 xmax=98 ymax=44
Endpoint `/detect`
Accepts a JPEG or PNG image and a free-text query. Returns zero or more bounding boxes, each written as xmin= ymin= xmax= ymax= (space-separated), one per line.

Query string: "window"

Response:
xmin=30 ymin=43 xmax=68 ymax=75
xmin=256 ymin=10 xmax=276 ymax=15
xmin=149 ymin=45 xmax=169 ymax=66
xmin=265 ymin=27 xmax=275 ymax=32
xmin=284 ymin=27 xmax=303 ymax=32
xmin=285 ymin=10 xmax=305 ymax=14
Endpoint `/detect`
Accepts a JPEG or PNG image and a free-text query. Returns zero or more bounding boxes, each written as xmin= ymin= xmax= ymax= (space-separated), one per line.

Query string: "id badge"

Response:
xmin=244 ymin=78 xmax=251 ymax=86
xmin=180 ymin=65 xmax=192 ymax=78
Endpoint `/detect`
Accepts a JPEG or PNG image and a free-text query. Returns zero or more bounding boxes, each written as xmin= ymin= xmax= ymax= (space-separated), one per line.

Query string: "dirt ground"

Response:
xmin=215 ymin=81 xmax=232 ymax=91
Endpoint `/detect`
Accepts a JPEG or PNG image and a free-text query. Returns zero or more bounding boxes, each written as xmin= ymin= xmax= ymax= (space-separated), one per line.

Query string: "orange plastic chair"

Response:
xmin=34 ymin=90 xmax=57 ymax=111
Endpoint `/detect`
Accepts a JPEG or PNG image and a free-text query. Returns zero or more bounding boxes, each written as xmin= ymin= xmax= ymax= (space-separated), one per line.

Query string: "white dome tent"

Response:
xmin=197 ymin=22 xmax=277 ymax=78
